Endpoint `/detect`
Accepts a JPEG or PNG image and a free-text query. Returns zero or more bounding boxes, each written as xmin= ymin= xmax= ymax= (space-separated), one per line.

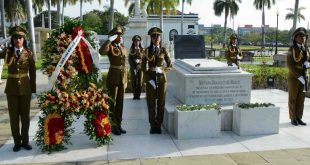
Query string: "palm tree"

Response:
xmin=0 ymin=0 xmax=6 ymax=38
xmin=108 ymin=0 xmax=114 ymax=31
xmin=181 ymin=0 xmax=192 ymax=35
xmin=292 ymin=0 xmax=299 ymax=31
xmin=26 ymin=0 xmax=36 ymax=57
xmin=213 ymin=0 xmax=241 ymax=48
xmin=253 ymin=0 xmax=275 ymax=48
xmin=4 ymin=0 xmax=27 ymax=26
xmin=285 ymin=7 xmax=305 ymax=23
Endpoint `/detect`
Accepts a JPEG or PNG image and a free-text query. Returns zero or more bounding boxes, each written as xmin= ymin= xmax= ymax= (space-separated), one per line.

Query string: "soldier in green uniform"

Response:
xmin=0 ymin=26 xmax=36 ymax=152
xmin=287 ymin=27 xmax=309 ymax=126
xmin=128 ymin=35 xmax=143 ymax=100
xmin=99 ymin=26 xmax=127 ymax=135
xmin=226 ymin=34 xmax=243 ymax=69
xmin=142 ymin=27 xmax=172 ymax=134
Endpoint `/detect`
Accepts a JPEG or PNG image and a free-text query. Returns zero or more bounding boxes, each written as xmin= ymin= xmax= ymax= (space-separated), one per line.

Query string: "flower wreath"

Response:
xmin=35 ymin=19 xmax=112 ymax=153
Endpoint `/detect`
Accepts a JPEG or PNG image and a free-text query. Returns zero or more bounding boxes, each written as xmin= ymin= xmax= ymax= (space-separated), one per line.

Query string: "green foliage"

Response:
xmin=241 ymin=64 xmax=288 ymax=90
xmin=83 ymin=10 xmax=128 ymax=35
xmin=176 ymin=103 xmax=221 ymax=111
xmin=237 ymin=102 xmax=275 ymax=109
xmin=33 ymin=11 xmax=69 ymax=29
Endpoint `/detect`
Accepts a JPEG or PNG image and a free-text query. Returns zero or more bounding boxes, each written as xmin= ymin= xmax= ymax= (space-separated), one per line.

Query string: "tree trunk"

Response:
xmin=0 ymin=0 xmax=6 ymax=38
xmin=181 ymin=0 xmax=184 ymax=35
xmin=48 ymin=0 xmax=51 ymax=29
xmin=160 ymin=1 xmax=163 ymax=41
xmin=108 ymin=0 xmax=114 ymax=31
xmin=292 ymin=0 xmax=299 ymax=31
xmin=80 ymin=0 xmax=83 ymax=20
xmin=26 ymin=0 xmax=36 ymax=57
xmin=223 ymin=1 xmax=228 ymax=49
xmin=262 ymin=5 xmax=265 ymax=48
xmin=57 ymin=1 xmax=61 ymax=26
xmin=62 ymin=0 xmax=65 ymax=24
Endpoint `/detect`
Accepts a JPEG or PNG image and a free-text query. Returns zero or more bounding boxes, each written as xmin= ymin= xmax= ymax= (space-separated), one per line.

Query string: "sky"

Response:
xmin=50 ymin=0 xmax=310 ymax=31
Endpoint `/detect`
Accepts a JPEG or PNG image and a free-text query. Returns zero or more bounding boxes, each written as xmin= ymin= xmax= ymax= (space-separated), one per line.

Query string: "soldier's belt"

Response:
xmin=8 ymin=73 xmax=28 ymax=78
xmin=110 ymin=65 xmax=126 ymax=70
xmin=148 ymin=67 xmax=163 ymax=71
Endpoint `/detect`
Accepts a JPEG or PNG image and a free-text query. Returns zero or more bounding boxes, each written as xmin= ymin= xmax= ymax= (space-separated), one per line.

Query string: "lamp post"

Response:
xmin=275 ymin=10 xmax=279 ymax=55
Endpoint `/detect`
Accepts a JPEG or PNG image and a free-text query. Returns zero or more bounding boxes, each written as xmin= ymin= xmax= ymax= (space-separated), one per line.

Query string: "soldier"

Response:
xmin=0 ymin=26 xmax=36 ymax=152
xmin=99 ymin=26 xmax=127 ymax=135
xmin=287 ymin=27 xmax=310 ymax=126
xmin=226 ymin=34 xmax=243 ymax=69
xmin=128 ymin=35 xmax=143 ymax=100
xmin=142 ymin=27 xmax=173 ymax=134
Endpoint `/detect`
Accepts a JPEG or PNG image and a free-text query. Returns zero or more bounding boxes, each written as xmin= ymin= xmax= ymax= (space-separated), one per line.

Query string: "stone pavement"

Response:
xmin=1 ymin=72 xmax=310 ymax=164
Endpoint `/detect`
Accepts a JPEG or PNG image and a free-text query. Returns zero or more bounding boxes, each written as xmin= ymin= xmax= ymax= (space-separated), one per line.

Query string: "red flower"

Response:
xmin=91 ymin=111 xmax=111 ymax=137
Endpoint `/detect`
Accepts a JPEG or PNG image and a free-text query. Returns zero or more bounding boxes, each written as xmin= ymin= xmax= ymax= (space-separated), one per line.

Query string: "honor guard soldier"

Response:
xmin=0 ymin=26 xmax=36 ymax=152
xmin=99 ymin=26 xmax=127 ymax=135
xmin=287 ymin=27 xmax=310 ymax=126
xmin=128 ymin=35 xmax=143 ymax=100
xmin=226 ymin=34 xmax=243 ymax=69
xmin=142 ymin=27 xmax=173 ymax=134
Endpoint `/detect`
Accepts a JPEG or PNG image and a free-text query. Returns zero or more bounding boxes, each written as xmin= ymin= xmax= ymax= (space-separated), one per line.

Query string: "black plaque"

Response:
xmin=174 ymin=35 xmax=206 ymax=59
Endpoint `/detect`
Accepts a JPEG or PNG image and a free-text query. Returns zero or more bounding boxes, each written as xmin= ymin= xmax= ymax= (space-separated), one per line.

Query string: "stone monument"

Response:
xmin=174 ymin=35 xmax=205 ymax=59
xmin=123 ymin=0 xmax=148 ymax=49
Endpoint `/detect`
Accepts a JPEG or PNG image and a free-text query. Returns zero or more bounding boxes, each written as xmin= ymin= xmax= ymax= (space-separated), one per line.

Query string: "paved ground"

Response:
xmin=1 ymin=72 xmax=310 ymax=165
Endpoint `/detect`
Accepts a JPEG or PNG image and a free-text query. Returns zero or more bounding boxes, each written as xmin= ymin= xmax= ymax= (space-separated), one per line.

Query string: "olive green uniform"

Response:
xmin=287 ymin=45 xmax=309 ymax=120
xmin=0 ymin=48 xmax=36 ymax=146
xmin=226 ymin=44 xmax=243 ymax=68
xmin=99 ymin=40 xmax=127 ymax=128
xmin=142 ymin=47 xmax=172 ymax=130
xmin=128 ymin=48 xmax=143 ymax=99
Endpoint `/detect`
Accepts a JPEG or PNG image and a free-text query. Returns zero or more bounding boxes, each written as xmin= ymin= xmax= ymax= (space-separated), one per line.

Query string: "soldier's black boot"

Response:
xmin=150 ymin=127 xmax=156 ymax=134
xmin=112 ymin=126 xmax=121 ymax=135
xmin=119 ymin=126 xmax=127 ymax=134
xmin=13 ymin=145 xmax=21 ymax=152
xmin=22 ymin=143 xmax=32 ymax=150
xmin=291 ymin=119 xmax=298 ymax=126
xmin=297 ymin=118 xmax=306 ymax=125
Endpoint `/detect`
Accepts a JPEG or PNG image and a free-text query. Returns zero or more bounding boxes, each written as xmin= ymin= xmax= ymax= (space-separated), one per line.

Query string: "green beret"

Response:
xmin=9 ymin=26 xmax=28 ymax=37
xmin=132 ymin=35 xmax=142 ymax=41
xmin=148 ymin=27 xmax=162 ymax=36
xmin=108 ymin=26 xmax=124 ymax=36
xmin=230 ymin=34 xmax=238 ymax=40
xmin=292 ymin=27 xmax=308 ymax=39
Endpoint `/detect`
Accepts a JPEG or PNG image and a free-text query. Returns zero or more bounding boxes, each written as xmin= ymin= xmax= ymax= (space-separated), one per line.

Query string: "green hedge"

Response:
xmin=241 ymin=64 xmax=288 ymax=90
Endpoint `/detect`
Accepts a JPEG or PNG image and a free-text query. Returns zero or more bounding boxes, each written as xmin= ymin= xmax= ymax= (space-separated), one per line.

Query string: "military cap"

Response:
xmin=132 ymin=35 xmax=142 ymax=41
xmin=108 ymin=26 xmax=124 ymax=36
xmin=9 ymin=26 xmax=28 ymax=37
xmin=148 ymin=27 xmax=162 ymax=36
xmin=292 ymin=27 xmax=308 ymax=39
xmin=230 ymin=34 xmax=238 ymax=40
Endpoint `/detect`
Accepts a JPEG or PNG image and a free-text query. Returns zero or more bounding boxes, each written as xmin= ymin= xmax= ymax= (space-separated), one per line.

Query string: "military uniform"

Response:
xmin=99 ymin=26 xmax=127 ymax=134
xmin=226 ymin=34 xmax=243 ymax=69
xmin=0 ymin=26 xmax=36 ymax=151
xmin=129 ymin=35 xmax=143 ymax=99
xmin=142 ymin=27 xmax=172 ymax=134
xmin=287 ymin=27 xmax=310 ymax=125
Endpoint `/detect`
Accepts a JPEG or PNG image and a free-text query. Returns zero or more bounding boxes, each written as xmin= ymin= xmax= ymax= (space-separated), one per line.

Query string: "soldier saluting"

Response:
xmin=99 ymin=26 xmax=127 ymax=135
xmin=142 ymin=27 xmax=172 ymax=134
xmin=287 ymin=27 xmax=310 ymax=126
xmin=128 ymin=35 xmax=143 ymax=100
xmin=226 ymin=34 xmax=243 ymax=69
xmin=0 ymin=26 xmax=36 ymax=152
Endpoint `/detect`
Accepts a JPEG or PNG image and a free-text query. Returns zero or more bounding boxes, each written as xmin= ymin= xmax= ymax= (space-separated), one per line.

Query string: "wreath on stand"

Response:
xmin=35 ymin=20 xmax=112 ymax=153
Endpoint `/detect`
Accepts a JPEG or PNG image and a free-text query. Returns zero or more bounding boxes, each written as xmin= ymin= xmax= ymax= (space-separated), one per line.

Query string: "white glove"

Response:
xmin=148 ymin=80 xmax=156 ymax=89
xmin=31 ymin=93 xmax=37 ymax=100
xmin=108 ymin=35 xmax=118 ymax=42
xmin=298 ymin=76 xmax=306 ymax=85
xmin=155 ymin=67 xmax=163 ymax=74
xmin=135 ymin=59 xmax=140 ymax=63
xmin=232 ymin=63 xmax=237 ymax=67
xmin=237 ymin=55 xmax=242 ymax=60
xmin=134 ymin=69 xmax=137 ymax=75
xmin=304 ymin=61 xmax=310 ymax=69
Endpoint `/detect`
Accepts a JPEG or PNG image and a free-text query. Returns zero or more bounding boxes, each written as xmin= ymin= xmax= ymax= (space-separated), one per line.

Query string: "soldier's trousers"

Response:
xmin=288 ymin=77 xmax=305 ymax=119
xmin=146 ymin=81 xmax=167 ymax=128
xmin=107 ymin=83 xmax=125 ymax=127
xmin=130 ymin=68 xmax=142 ymax=98
xmin=7 ymin=94 xmax=31 ymax=146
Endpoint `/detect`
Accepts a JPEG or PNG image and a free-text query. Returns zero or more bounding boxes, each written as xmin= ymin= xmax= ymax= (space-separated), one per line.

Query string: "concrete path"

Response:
xmin=0 ymin=72 xmax=310 ymax=164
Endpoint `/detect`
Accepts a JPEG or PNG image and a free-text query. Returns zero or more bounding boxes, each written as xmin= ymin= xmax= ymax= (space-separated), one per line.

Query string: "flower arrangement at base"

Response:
xmin=35 ymin=19 xmax=112 ymax=153
xmin=237 ymin=102 xmax=275 ymax=109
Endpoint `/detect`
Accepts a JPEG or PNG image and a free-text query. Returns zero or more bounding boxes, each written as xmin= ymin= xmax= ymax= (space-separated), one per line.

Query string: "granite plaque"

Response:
xmin=174 ymin=35 xmax=206 ymax=59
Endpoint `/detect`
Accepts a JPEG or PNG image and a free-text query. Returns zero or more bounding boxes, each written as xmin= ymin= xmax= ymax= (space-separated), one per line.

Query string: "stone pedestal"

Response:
xmin=123 ymin=17 xmax=148 ymax=49
xmin=167 ymin=59 xmax=253 ymax=105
